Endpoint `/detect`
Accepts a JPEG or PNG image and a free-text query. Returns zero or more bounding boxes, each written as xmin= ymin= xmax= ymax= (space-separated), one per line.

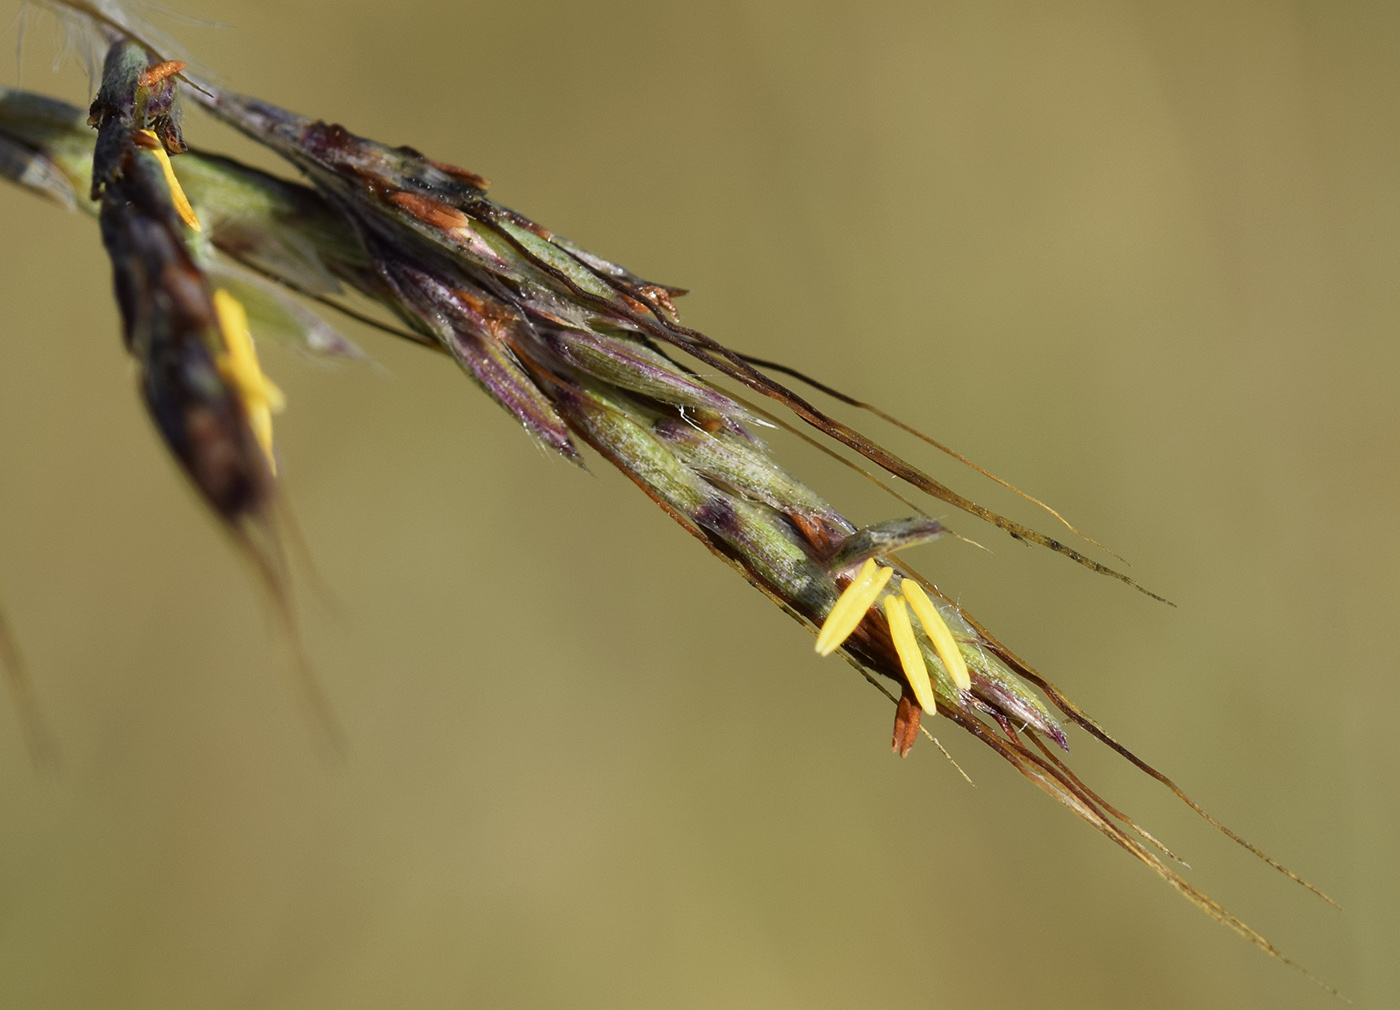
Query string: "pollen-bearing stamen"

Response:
xmin=901 ymin=580 xmax=971 ymax=692
xmin=882 ymin=593 xmax=936 ymax=713
xmin=815 ymin=558 xmax=892 ymax=656
xmin=817 ymin=556 xmax=958 ymax=712
xmin=132 ymin=128 xmax=200 ymax=231
xmin=213 ymin=288 xmax=285 ymax=473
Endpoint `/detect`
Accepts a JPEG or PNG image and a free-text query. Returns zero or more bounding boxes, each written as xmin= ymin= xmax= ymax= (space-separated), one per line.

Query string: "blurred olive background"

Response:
xmin=0 ymin=1 xmax=1395 ymax=1007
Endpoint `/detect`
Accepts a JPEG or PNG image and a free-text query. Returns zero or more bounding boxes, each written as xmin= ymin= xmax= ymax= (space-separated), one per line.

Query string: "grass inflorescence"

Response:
xmin=0 ymin=0 xmax=1343 ymax=995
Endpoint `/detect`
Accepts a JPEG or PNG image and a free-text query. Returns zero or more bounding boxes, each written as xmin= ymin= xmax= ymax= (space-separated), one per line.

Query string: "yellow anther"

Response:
xmin=901 ymin=580 xmax=972 ymax=692
xmin=135 ymin=128 xmax=201 ymax=231
xmin=883 ymin=594 xmax=936 ymax=714
xmin=815 ymin=559 xmax=893 ymax=656
xmin=213 ymin=288 xmax=284 ymax=474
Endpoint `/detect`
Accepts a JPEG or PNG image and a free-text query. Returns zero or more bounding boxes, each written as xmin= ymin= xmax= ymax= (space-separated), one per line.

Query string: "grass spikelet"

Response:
xmin=75 ymin=32 xmax=339 ymax=751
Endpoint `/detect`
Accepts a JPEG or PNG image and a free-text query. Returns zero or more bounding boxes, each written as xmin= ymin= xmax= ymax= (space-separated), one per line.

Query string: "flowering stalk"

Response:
xmin=1 ymin=3 xmax=1341 ymax=992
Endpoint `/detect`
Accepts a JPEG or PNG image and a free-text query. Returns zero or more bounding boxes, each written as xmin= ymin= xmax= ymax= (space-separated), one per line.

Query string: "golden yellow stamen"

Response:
xmin=213 ymin=288 xmax=284 ymax=473
xmin=135 ymin=128 xmax=201 ymax=231
xmin=883 ymin=594 xmax=936 ymax=714
xmin=815 ymin=559 xmax=893 ymax=656
xmin=901 ymin=580 xmax=972 ymax=692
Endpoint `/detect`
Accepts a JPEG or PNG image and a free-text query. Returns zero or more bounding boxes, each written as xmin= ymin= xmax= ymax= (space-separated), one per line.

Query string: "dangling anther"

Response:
xmin=883 ymin=593 xmax=937 ymax=713
xmin=900 ymin=580 xmax=971 ymax=691
xmin=892 ymin=687 xmax=921 ymax=757
xmin=213 ymin=288 xmax=286 ymax=473
xmin=132 ymin=128 xmax=200 ymax=231
xmin=815 ymin=559 xmax=893 ymax=656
